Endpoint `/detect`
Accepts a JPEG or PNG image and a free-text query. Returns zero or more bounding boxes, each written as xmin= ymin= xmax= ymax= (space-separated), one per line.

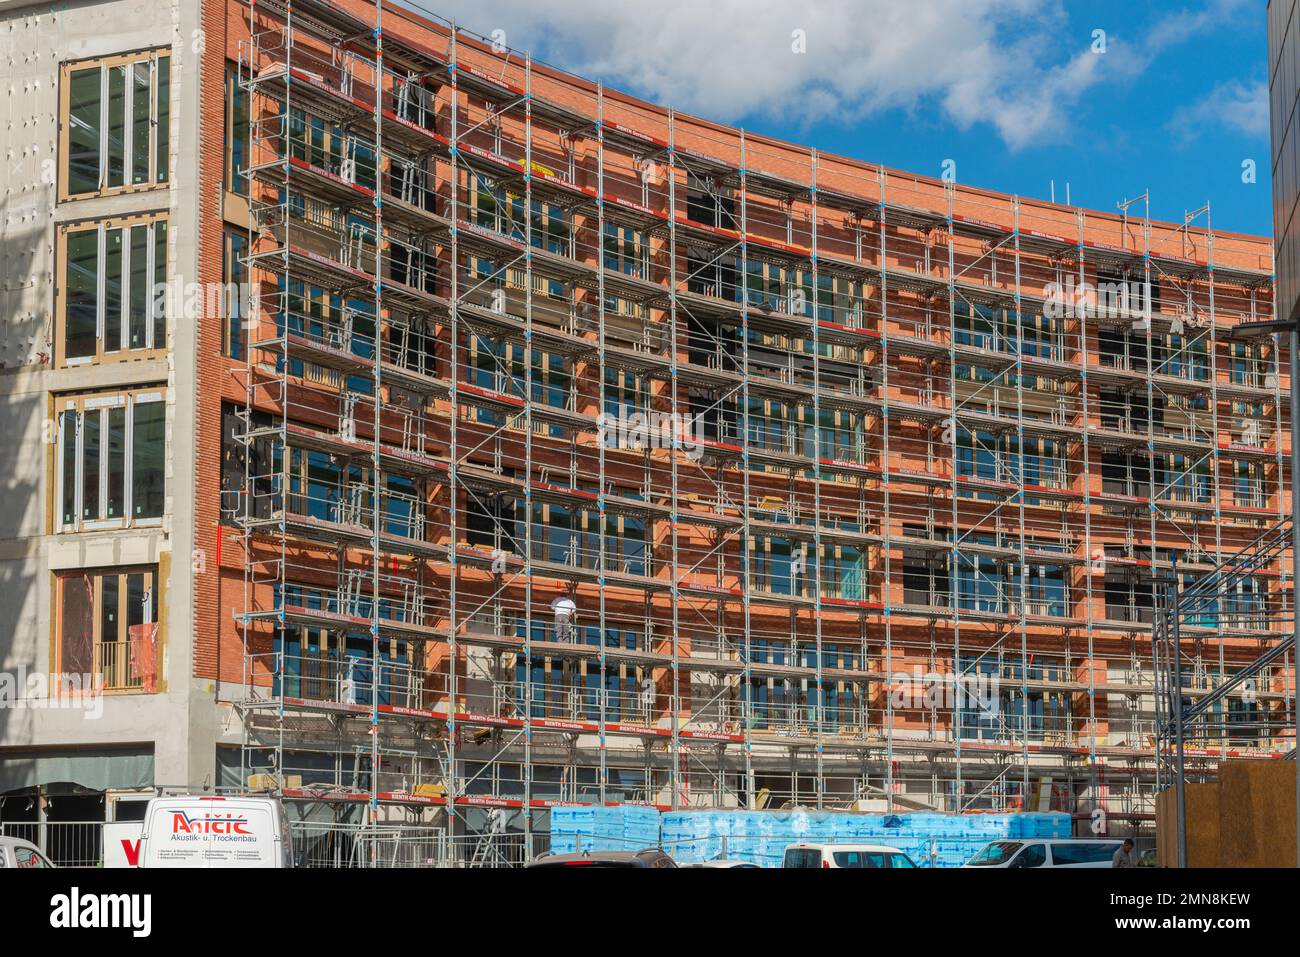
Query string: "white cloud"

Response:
xmin=1168 ymin=78 xmax=1269 ymax=144
xmin=402 ymin=0 xmax=1251 ymax=150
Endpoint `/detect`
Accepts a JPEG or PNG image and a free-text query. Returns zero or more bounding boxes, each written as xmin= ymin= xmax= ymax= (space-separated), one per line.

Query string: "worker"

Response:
xmin=551 ymin=582 xmax=577 ymax=642
xmin=1111 ymin=838 xmax=1137 ymax=868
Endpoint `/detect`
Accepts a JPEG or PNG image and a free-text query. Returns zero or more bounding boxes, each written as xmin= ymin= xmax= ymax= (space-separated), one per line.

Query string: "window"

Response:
xmin=1233 ymin=460 xmax=1267 ymax=508
xmin=1050 ymin=842 xmax=1119 ymax=865
xmin=1095 ymin=269 xmax=1152 ymax=318
xmin=469 ymin=337 xmax=572 ymax=438
xmin=223 ymin=230 xmax=248 ymax=358
xmin=685 ymin=173 xmax=736 ymax=229
xmin=1158 ymin=453 xmax=1212 ymax=504
xmin=58 ymin=215 xmax=167 ymax=365
xmin=1014 ymin=844 xmax=1047 ymax=868
xmin=819 ymin=544 xmax=865 ymax=601
xmin=603 ymin=222 xmax=648 ymax=280
xmin=782 ymin=848 xmax=823 ymax=869
xmin=1229 ymin=341 xmax=1269 ymax=387
xmin=832 ymin=850 xmax=890 ymax=868
xmin=220 ymin=402 xmax=273 ymax=523
xmin=463 ymin=473 xmax=519 ymax=550
xmin=968 ymin=842 xmax=1022 ymax=865
xmin=1104 ymin=571 xmax=1155 ymax=623
xmin=56 ymin=389 xmax=165 ymax=532
xmin=225 ymin=65 xmax=248 ymax=195
xmin=272 ymin=609 xmax=410 ymax=708
xmin=55 ymin=565 xmax=160 ymax=692
xmin=750 ymin=536 xmax=801 ymax=596
xmin=13 ymin=847 xmax=50 ymax=869
xmin=60 ymin=51 xmax=170 ymax=198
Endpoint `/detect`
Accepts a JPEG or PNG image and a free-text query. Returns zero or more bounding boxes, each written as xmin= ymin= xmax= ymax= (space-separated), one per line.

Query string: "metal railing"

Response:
xmin=0 ymin=821 xmax=105 ymax=867
xmin=0 ymin=819 xmax=531 ymax=868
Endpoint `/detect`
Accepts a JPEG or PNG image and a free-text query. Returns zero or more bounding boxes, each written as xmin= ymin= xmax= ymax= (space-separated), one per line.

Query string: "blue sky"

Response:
xmin=415 ymin=0 xmax=1272 ymax=236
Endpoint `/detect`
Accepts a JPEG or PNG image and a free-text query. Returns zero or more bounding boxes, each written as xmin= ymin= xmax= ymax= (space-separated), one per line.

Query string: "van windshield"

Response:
xmin=969 ymin=841 xmax=1023 ymax=865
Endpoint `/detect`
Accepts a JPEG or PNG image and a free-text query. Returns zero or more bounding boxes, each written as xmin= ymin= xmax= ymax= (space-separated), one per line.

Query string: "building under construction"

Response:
xmin=1 ymin=0 xmax=1292 ymax=855
xmin=225 ymin=0 xmax=1297 ymax=844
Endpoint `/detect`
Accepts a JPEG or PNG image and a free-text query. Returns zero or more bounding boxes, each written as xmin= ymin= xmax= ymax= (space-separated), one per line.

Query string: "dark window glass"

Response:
xmin=66 ymin=229 xmax=99 ymax=359
xmin=1050 ymin=842 xmax=1120 ymax=865
xmin=60 ymin=411 xmax=77 ymax=526
xmin=101 ymin=572 xmax=119 ymax=643
xmin=1016 ymin=844 xmax=1047 ymax=867
xmin=227 ymin=68 xmax=247 ymax=194
xmin=128 ymin=225 xmax=149 ymax=348
xmin=783 ymin=848 xmax=822 ymax=868
xmin=82 ymin=411 xmax=100 ymax=520
xmin=155 ymin=57 xmax=169 ymax=183
xmin=104 ymin=227 xmax=122 ymax=351
xmin=107 ymin=64 xmax=126 ymax=188
xmin=106 ymin=405 xmax=126 ymax=519
xmin=131 ymin=60 xmax=152 ymax=184
xmin=68 ymin=68 xmax=101 ymax=193
xmin=132 ymin=401 xmax=164 ymax=518
xmin=153 ymin=221 xmax=167 ymax=348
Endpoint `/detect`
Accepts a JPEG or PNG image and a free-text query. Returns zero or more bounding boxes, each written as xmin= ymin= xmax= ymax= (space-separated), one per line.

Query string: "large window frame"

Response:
xmin=53 ymin=564 xmax=161 ymax=693
xmin=59 ymin=50 xmax=171 ymax=200
xmin=225 ymin=64 xmax=249 ymax=196
xmin=56 ymin=213 xmax=168 ymax=367
xmin=54 ymin=387 xmax=166 ymax=533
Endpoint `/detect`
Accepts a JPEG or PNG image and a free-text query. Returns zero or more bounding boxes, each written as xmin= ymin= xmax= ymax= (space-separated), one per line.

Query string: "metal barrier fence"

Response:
xmin=288 ymin=822 xmax=534 ymax=868
xmin=0 ymin=821 xmax=104 ymax=867
xmin=0 ymin=819 xmax=535 ymax=868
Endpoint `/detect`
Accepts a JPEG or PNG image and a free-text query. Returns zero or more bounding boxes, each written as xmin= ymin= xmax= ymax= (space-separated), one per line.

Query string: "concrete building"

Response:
xmin=0 ymin=0 xmax=218 ymax=827
xmin=0 ymin=0 xmax=1292 ymax=850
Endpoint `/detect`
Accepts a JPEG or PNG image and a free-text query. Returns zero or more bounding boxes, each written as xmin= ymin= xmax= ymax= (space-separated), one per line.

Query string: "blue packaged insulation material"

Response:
xmin=548 ymin=806 xmax=1073 ymax=866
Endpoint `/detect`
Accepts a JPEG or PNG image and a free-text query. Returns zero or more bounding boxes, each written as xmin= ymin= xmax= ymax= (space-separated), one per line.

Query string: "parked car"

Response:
xmin=138 ymin=795 xmax=292 ymax=868
xmin=782 ymin=843 xmax=917 ymax=868
xmin=963 ymin=839 xmax=1123 ymax=869
xmin=527 ymin=848 xmax=677 ymax=868
xmin=0 ymin=836 xmax=54 ymax=869
xmin=685 ymin=859 xmax=761 ymax=868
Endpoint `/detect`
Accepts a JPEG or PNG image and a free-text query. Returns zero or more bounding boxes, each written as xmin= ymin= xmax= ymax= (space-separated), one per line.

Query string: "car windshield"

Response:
xmin=969 ymin=842 xmax=1023 ymax=865
xmin=889 ymin=854 xmax=916 ymax=868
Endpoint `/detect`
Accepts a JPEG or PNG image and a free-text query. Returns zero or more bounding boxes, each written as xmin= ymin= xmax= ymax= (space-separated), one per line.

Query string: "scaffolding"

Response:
xmin=228 ymin=0 xmax=1292 ymax=853
xmin=1153 ymin=518 xmax=1297 ymax=785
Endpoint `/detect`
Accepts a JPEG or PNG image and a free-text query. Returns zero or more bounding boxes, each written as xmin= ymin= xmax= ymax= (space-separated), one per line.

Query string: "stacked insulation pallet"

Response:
xmin=549 ymin=805 xmax=1072 ymax=867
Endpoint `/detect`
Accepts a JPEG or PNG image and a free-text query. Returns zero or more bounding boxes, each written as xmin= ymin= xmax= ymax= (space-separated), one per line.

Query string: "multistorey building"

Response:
xmin=0 ymin=0 xmax=1292 ymax=847
xmin=1272 ymin=0 xmax=1300 ymax=323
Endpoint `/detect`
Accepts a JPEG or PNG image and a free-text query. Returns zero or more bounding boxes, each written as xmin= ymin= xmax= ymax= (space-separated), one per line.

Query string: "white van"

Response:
xmin=963 ymin=838 xmax=1123 ymax=869
xmin=783 ymin=843 xmax=917 ymax=868
xmin=138 ymin=796 xmax=292 ymax=868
